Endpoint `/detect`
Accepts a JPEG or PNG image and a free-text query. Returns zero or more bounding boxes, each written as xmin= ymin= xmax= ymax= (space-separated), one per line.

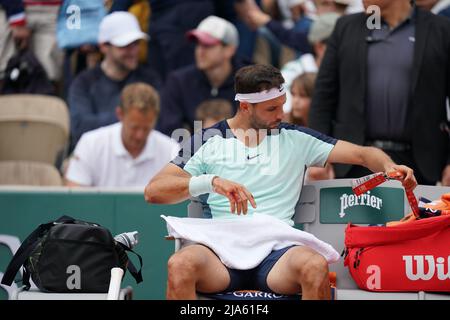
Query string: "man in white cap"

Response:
xmin=156 ymin=15 xmax=252 ymax=137
xmin=145 ymin=64 xmax=417 ymax=300
xmin=68 ymin=11 xmax=161 ymax=150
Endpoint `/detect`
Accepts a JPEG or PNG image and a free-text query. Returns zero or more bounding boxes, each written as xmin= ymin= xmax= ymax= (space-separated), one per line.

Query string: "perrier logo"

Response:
xmin=319 ymin=187 xmax=404 ymax=224
xmin=339 ymin=191 xmax=383 ymax=218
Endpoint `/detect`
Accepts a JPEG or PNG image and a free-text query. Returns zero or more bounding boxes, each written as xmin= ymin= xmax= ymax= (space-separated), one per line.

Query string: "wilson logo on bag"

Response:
xmin=403 ymin=255 xmax=450 ymax=281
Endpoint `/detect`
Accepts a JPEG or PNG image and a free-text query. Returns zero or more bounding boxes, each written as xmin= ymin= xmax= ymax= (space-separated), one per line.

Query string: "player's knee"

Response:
xmin=298 ymin=254 xmax=329 ymax=288
xmin=167 ymin=252 xmax=199 ymax=286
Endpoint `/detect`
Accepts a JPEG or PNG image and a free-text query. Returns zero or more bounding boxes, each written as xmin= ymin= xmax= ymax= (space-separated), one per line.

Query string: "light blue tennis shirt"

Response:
xmin=172 ymin=120 xmax=337 ymax=226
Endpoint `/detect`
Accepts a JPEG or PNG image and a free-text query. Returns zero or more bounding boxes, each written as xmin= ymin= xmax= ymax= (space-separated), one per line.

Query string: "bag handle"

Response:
xmin=1 ymin=215 xmax=75 ymax=287
xmin=117 ymin=243 xmax=143 ymax=284
xmin=345 ymin=215 xmax=450 ymax=248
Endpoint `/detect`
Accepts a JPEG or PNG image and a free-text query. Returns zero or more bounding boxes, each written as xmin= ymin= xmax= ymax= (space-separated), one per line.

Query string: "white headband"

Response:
xmin=235 ymin=85 xmax=286 ymax=103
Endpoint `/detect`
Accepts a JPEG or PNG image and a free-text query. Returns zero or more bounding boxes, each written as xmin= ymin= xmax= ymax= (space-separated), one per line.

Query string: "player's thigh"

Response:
xmin=266 ymin=246 xmax=323 ymax=294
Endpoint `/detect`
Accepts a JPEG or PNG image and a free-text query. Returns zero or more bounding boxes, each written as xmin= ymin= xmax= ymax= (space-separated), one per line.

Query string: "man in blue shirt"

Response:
xmin=145 ymin=64 xmax=417 ymax=300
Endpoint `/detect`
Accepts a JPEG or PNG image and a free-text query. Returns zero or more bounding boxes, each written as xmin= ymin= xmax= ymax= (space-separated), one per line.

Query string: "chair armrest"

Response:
xmin=164 ymin=235 xmax=181 ymax=252
xmin=107 ymin=267 xmax=124 ymax=300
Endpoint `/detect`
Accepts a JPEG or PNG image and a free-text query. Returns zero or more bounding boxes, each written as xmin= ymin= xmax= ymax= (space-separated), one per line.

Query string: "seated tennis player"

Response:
xmin=145 ymin=64 xmax=417 ymax=300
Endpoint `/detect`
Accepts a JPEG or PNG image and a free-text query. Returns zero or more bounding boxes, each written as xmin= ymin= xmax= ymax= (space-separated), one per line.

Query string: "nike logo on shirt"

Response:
xmin=247 ymin=154 xmax=261 ymax=160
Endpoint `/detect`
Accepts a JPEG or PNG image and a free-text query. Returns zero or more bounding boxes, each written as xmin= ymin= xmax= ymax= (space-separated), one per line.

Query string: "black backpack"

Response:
xmin=0 ymin=49 xmax=55 ymax=95
xmin=1 ymin=215 xmax=143 ymax=293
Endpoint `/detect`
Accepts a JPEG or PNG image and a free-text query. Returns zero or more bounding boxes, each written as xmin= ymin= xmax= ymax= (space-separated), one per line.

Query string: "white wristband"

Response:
xmin=189 ymin=174 xmax=217 ymax=197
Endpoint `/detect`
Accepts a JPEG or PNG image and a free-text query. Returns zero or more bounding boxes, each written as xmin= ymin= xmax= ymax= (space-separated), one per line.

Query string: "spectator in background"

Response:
xmin=281 ymin=12 xmax=340 ymax=113
xmin=156 ymin=15 xmax=251 ymax=137
xmin=243 ymin=0 xmax=314 ymax=55
xmin=284 ymin=72 xmax=316 ymax=126
xmin=196 ymin=99 xmax=233 ymax=129
xmin=228 ymin=0 xmax=262 ymax=61
xmin=62 ymin=0 xmax=151 ymax=87
xmin=65 ymin=83 xmax=179 ymax=188
xmin=0 ymin=0 xmax=63 ymax=84
xmin=68 ymin=11 xmax=161 ymax=150
xmin=288 ymin=0 xmax=315 ymax=34
xmin=306 ymin=11 xmax=340 ymax=66
xmin=416 ymin=0 xmax=450 ymax=18
xmin=0 ymin=1 xmax=23 ymax=75
xmin=309 ymin=0 xmax=450 ymax=185
xmin=242 ymin=0 xmax=349 ymax=54
xmin=146 ymin=0 xmax=215 ymax=82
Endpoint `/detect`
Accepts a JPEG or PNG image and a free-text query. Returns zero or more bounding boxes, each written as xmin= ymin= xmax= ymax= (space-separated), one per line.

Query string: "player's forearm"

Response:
xmin=360 ymin=146 xmax=396 ymax=173
xmin=144 ymin=175 xmax=191 ymax=204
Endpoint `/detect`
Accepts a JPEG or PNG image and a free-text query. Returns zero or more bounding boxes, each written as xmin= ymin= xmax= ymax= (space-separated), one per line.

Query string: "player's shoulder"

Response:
xmin=278 ymin=123 xmax=337 ymax=144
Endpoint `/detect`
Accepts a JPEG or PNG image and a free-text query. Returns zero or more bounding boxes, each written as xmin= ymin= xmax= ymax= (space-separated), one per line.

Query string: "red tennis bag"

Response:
xmin=344 ymin=215 xmax=450 ymax=292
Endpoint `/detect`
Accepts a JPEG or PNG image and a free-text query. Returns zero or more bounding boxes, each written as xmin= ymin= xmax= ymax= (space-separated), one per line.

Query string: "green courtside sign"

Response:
xmin=320 ymin=187 xmax=405 ymax=224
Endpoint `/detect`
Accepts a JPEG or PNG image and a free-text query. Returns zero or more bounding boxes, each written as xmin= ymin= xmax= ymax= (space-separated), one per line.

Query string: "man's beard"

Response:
xmin=115 ymin=57 xmax=137 ymax=73
xmin=249 ymin=116 xmax=280 ymax=131
xmin=249 ymin=116 xmax=269 ymax=130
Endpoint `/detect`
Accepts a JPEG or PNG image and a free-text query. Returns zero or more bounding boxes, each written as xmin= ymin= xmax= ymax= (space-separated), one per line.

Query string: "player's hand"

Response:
xmin=212 ymin=177 xmax=256 ymax=215
xmin=385 ymin=165 xmax=417 ymax=191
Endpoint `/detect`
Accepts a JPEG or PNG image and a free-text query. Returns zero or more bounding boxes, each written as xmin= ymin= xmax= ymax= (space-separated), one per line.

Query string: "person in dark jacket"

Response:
xmin=156 ymin=15 xmax=252 ymax=137
xmin=309 ymin=0 xmax=450 ymax=185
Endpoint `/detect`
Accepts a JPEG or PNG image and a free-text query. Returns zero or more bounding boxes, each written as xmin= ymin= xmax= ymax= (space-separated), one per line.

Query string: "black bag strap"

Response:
xmin=1 ymin=215 xmax=75 ymax=287
xmin=22 ymin=267 xmax=31 ymax=290
xmin=117 ymin=243 xmax=143 ymax=284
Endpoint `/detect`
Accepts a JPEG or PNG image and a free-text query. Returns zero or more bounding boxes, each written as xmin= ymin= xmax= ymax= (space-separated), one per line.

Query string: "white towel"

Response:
xmin=162 ymin=213 xmax=340 ymax=270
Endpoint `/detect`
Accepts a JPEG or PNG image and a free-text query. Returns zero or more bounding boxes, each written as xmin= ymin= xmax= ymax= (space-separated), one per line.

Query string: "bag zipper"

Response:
xmin=45 ymin=238 xmax=114 ymax=247
xmin=341 ymin=248 xmax=349 ymax=259
xmin=353 ymin=248 xmax=364 ymax=269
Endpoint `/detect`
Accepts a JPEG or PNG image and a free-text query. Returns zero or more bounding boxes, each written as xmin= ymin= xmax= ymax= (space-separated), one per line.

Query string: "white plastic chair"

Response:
xmin=0 ymin=94 xmax=69 ymax=164
xmin=0 ymin=160 xmax=62 ymax=186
